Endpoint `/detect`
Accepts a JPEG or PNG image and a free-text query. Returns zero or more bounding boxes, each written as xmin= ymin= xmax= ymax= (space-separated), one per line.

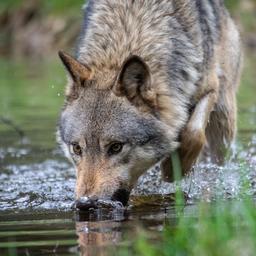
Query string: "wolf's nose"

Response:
xmin=75 ymin=196 xmax=98 ymax=210
xmin=111 ymin=189 xmax=130 ymax=206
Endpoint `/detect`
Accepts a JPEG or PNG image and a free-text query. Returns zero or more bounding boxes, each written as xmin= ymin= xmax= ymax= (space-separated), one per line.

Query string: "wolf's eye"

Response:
xmin=72 ymin=143 xmax=82 ymax=156
xmin=108 ymin=142 xmax=123 ymax=156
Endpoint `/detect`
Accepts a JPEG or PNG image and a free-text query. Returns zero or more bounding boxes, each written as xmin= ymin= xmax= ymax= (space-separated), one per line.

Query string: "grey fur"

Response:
xmin=57 ymin=0 xmax=242 ymax=201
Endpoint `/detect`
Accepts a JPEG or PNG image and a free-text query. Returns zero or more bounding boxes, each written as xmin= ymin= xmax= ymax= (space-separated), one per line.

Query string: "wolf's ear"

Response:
xmin=58 ymin=51 xmax=92 ymax=84
xmin=113 ymin=55 xmax=156 ymax=108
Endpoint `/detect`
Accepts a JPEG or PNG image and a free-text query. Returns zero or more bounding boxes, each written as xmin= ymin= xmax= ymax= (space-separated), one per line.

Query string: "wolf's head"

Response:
xmin=57 ymin=51 xmax=179 ymax=207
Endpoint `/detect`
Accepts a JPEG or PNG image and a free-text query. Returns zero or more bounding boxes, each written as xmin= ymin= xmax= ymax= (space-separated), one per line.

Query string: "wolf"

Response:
xmin=57 ymin=0 xmax=242 ymax=207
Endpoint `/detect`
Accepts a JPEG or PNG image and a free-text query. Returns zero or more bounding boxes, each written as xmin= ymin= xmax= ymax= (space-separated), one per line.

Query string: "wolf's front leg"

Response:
xmin=161 ymin=91 xmax=217 ymax=182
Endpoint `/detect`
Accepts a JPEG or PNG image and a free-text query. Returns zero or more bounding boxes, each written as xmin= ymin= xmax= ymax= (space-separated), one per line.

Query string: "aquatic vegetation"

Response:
xmin=126 ymin=198 xmax=256 ymax=256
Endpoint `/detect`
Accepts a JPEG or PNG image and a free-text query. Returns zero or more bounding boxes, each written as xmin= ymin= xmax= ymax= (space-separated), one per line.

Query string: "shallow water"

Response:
xmin=0 ymin=58 xmax=255 ymax=255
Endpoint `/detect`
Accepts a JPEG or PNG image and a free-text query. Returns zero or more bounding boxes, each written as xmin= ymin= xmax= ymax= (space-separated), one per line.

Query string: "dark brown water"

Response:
xmin=0 ymin=59 xmax=255 ymax=255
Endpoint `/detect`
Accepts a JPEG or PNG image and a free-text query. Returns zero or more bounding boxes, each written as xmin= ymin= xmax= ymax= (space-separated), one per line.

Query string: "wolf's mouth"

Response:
xmin=74 ymin=195 xmax=127 ymax=211
xmin=111 ymin=188 xmax=130 ymax=206
xmin=74 ymin=188 xmax=130 ymax=211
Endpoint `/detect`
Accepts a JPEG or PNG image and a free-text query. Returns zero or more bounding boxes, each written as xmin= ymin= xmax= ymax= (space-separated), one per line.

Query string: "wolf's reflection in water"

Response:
xmin=75 ymin=210 xmax=127 ymax=256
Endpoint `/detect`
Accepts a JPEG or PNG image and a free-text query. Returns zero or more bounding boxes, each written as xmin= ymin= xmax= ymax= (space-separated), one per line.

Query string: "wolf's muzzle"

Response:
xmin=74 ymin=189 xmax=130 ymax=211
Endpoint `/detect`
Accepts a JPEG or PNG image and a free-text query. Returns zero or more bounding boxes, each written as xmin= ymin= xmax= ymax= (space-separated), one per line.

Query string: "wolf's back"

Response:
xmin=77 ymin=0 xmax=231 ymax=88
xmin=75 ymin=0 xmax=240 ymax=134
